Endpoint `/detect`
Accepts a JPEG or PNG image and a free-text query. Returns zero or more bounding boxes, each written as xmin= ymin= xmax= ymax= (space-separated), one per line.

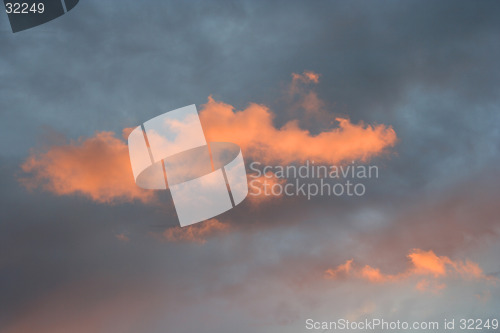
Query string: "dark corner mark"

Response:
xmin=4 ymin=0 xmax=80 ymax=33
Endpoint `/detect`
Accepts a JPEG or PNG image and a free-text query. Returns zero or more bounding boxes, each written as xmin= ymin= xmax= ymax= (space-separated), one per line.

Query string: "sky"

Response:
xmin=1 ymin=1 xmax=500 ymax=332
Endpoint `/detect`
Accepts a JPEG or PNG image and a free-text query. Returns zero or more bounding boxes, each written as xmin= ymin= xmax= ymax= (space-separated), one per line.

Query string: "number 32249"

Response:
xmin=5 ymin=2 xmax=45 ymax=14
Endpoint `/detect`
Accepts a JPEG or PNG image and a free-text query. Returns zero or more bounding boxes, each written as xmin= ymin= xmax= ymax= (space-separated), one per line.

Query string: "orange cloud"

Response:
xmin=20 ymin=72 xmax=396 ymax=204
xmin=300 ymin=91 xmax=325 ymax=114
xmin=247 ymin=172 xmax=287 ymax=205
xmin=455 ymin=260 xmax=485 ymax=279
xmin=287 ymin=71 xmax=329 ymax=125
xmin=291 ymin=70 xmax=320 ymax=88
xmin=325 ymin=249 xmax=495 ymax=292
xmin=324 ymin=259 xmax=353 ymax=278
xmin=360 ymin=265 xmax=399 ymax=283
xmin=303 ymin=71 xmax=320 ymax=83
xmin=163 ymin=218 xmax=230 ymax=244
xmin=200 ymin=97 xmax=396 ymax=164
xmin=408 ymin=249 xmax=449 ymax=277
xmin=20 ymin=130 xmax=155 ymax=204
xmin=115 ymin=233 xmax=130 ymax=242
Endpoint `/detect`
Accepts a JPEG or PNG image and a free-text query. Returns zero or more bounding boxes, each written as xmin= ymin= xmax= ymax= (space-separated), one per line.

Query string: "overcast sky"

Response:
xmin=1 ymin=1 xmax=500 ymax=332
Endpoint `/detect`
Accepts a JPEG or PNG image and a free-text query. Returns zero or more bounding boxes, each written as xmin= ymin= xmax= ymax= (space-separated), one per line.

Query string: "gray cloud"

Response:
xmin=1 ymin=0 xmax=500 ymax=332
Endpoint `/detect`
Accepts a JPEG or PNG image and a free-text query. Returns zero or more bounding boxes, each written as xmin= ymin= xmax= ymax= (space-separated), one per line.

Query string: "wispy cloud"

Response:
xmin=325 ymin=249 xmax=496 ymax=292
xmin=162 ymin=218 xmax=230 ymax=244
xmin=115 ymin=233 xmax=130 ymax=242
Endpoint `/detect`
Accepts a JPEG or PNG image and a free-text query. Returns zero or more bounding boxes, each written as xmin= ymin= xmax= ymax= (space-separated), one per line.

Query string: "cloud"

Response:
xmin=162 ymin=218 xmax=230 ymax=244
xmin=19 ymin=130 xmax=155 ymax=204
xmin=247 ymin=172 xmax=287 ymax=205
xmin=286 ymin=71 xmax=328 ymax=125
xmin=300 ymin=90 xmax=325 ymax=115
xmin=115 ymin=233 xmax=130 ymax=242
xmin=200 ymin=96 xmax=397 ymax=165
xmin=2 ymin=2 xmax=500 ymax=332
xmin=325 ymin=249 xmax=495 ymax=292
xmin=415 ymin=279 xmax=446 ymax=293
xmin=290 ymin=71 xmax=321 ymax=96
xmin=324 ymin=259 xmax=353 ymax=278
xmin=19 ymin=72 xmax=396 ymax=205
xmin=408 ymin=249 xmax=449 ymax=277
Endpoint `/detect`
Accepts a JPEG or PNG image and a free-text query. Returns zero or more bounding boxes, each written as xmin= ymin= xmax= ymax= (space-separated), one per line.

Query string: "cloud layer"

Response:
xmin=2 ymin=0 xmax=500 ymax=332
xmin=19 ymin=72 xmax=397 ymax=204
